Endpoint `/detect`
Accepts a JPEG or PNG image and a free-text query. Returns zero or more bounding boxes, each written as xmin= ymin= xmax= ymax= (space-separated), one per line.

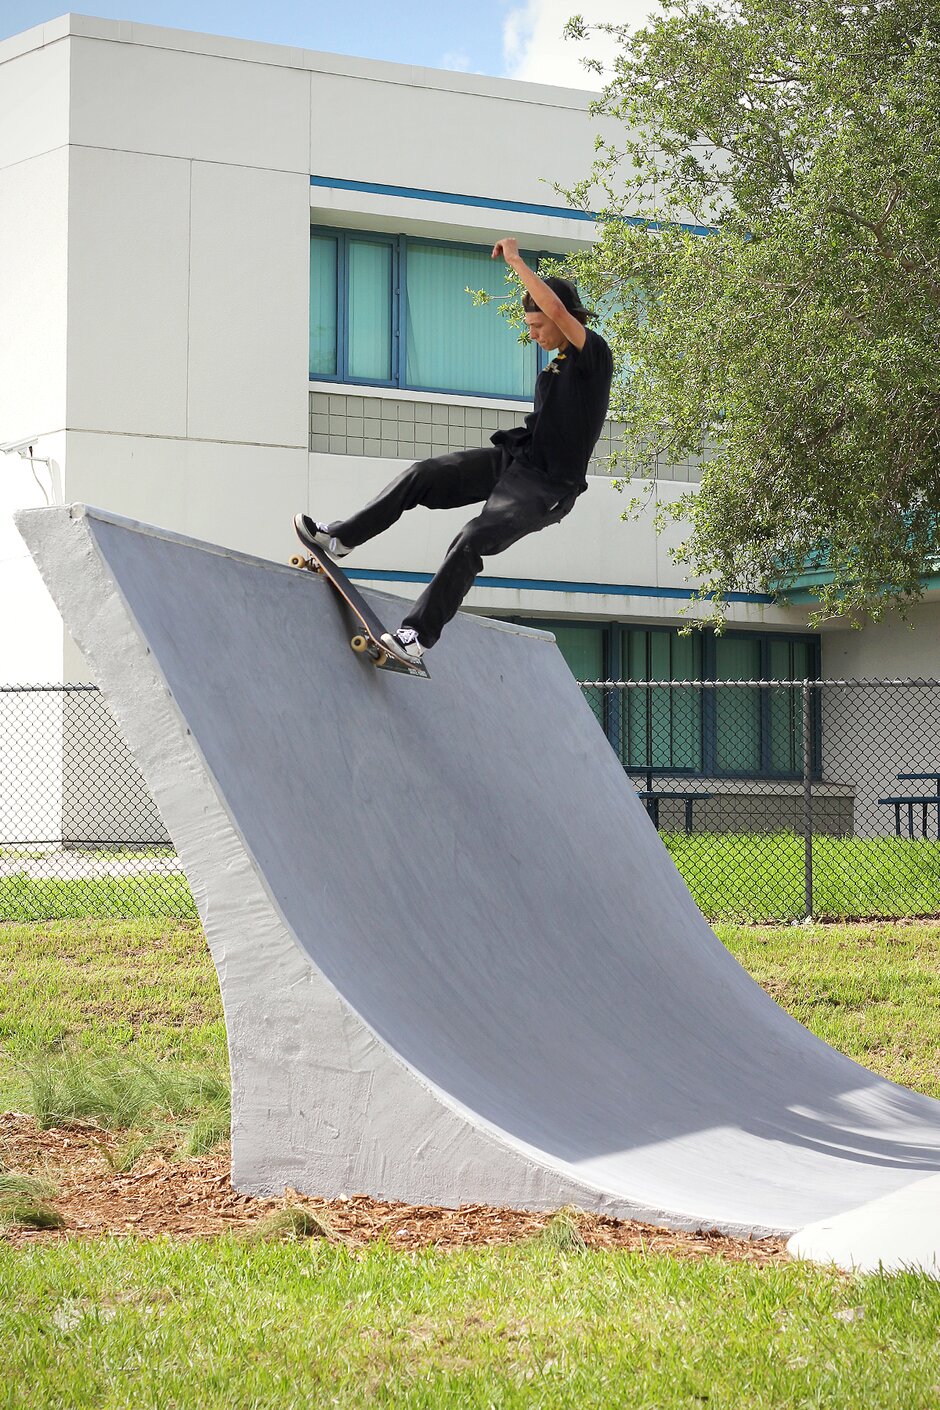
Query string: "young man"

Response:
xmin=294 ymin=237 xmax=613 ymax=664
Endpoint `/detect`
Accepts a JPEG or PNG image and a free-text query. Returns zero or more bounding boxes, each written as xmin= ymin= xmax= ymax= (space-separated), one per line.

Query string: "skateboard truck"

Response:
xmin=289 ymin=545 xmax=430 ymax=680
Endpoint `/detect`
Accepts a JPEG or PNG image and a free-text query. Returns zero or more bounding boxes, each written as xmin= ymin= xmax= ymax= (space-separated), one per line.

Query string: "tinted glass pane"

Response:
xmin=715 ymin=636 xmax=760 ymax=772
xmin=624 ymin=630 xmax=648 ymax=766
xmin=769 ymin=638 xmax=796 ymax=773
xmin=670 ymin=632 xmax=702 ymax=770
xmin=768 ymin=639 xmax=813 ymax=775
xmin=348 ymin=240 xmax=392 ymax=382
xmin=648 ymin=633 xmax=671 ymax=765
xmin=309 ymin=234 xmax=337 ymax=377
xmin=620 ymin=629 xmax=703 ymax=772
xmin=552 ymin=625 xmax=604 ymax=681
xmin=404 ymin=242 xmax=537 ymax=396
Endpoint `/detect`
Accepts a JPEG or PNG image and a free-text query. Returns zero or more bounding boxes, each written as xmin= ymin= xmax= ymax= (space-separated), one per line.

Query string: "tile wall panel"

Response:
xmin=309 ymin=391 xmax=703 ymax=483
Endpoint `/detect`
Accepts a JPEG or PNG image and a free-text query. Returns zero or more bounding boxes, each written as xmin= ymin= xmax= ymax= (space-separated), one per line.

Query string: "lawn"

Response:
xmin=667 ymin=832 xmax=940 ymax=921
xmin=2 ymin=1239 xmax=939 ymax=1409
xmin=5 ymin=831 xmax=940 ymax=924
xmin=0 ymin=916 xmax=938 ymax=1408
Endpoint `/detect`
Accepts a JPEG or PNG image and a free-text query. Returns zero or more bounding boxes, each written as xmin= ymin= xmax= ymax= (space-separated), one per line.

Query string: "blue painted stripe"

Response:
xmin=310 ymin=175 xmax=713 ymax=238
xmin=347 ymin=566 xmax=772 ymax=604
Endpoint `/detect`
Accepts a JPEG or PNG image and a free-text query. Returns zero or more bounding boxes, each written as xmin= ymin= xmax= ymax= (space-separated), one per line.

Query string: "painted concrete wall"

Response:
xmin=0 ymin=21 xmax=70 ymax=686
xmin=822 ymin=604 xmax=940 ymax=680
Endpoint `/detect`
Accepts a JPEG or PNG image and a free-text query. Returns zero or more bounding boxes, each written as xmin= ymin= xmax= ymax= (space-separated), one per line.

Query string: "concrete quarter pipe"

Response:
xmin=16 ymin=506 xmax=940 ymax=1266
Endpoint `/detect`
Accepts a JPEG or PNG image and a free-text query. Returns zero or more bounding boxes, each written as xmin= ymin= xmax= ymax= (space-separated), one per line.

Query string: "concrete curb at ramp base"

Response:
xmin=788 ymin=1173 xmax=940 ymax=1278
xmin=15 ymin=505 xmax=940 ymax=1248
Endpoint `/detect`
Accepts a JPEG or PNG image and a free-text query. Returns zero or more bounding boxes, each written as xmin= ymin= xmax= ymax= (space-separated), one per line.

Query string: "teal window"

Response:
xmin=404 ymin=242 xmax=537 ymax=396
xmin=309 ymin=234 xmax=338 ymax=377
xmin=622 ymin=629 xmax=703 ymax=772
xmin=552 ymin=624 xmax=605 ymax=682
xmin=347 ymin=238 xmax=394 ymax=382
xmin=310 ymin=227 xmax=543 ymax=398
xmin=769 ymin=638 xmax=813 ymax=774
xmin=514 ymin=620 xmax=819 ymax=779
xmin=715 ymin=635 xmax=761 ymax=773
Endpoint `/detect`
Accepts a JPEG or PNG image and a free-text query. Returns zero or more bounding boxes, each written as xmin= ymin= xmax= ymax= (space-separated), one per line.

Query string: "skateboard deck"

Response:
xmin=289 ymin=542 xmax=430 ymax=679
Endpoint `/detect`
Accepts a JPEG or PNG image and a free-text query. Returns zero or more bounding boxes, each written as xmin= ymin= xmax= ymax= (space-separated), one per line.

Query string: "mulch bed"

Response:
xmin=0 ymin=1112 xmax=789 ymax=1264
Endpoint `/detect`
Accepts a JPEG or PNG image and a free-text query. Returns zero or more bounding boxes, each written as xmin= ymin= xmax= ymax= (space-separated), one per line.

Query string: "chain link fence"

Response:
xmin=582 ymin=678 xmax=940 ymax=921
xmin=0 ymin=686 xmax=195 ymax=921
xmin=3 ymin=681 xmax=940 ymax=923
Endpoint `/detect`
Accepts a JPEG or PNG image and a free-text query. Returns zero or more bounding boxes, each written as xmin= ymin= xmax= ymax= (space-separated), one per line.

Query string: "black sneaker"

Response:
xmin=293 ymin=512 xmax=351 ymax=558
xmin=380 ymin=628 xmax=426 ymax=664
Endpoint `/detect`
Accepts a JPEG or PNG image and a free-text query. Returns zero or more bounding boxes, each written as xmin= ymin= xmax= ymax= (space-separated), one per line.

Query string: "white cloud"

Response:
xmin=440 ymin=50 xmax=472 ymax=72
xmin=503 ymin=1 xmax=660 ymax=89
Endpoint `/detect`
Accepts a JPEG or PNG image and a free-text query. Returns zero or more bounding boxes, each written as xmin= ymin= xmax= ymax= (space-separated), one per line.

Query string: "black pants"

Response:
xmin=330 ymin=446 xmax=580 ymax=647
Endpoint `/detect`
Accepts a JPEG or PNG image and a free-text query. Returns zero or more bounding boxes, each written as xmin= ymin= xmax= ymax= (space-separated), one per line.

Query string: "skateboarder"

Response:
xmin=295 ymin=237 xmax=613 ymax=664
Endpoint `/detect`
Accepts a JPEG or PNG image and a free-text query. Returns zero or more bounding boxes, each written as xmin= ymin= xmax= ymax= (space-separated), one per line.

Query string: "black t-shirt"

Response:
xmin=491 ymin=327 xmax=613 ymax=490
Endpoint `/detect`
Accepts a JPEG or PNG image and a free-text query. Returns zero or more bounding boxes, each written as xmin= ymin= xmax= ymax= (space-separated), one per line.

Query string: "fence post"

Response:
xmin=802 ymin=680 xmax=814 ymax=920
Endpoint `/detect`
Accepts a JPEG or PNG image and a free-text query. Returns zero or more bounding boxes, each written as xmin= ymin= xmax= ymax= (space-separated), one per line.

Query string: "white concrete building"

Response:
xmin=1 ymin=14 xmax=938 ymax=847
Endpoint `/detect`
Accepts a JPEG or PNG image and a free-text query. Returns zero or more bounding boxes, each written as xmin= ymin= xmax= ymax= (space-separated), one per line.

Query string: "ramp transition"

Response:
xmin=17 ymin=505 xmax=940 ymax=1250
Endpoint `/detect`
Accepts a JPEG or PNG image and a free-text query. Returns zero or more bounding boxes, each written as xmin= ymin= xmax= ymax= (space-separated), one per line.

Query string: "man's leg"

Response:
xmin=328 ymin=447 xmax=502 ymax=550
xmin=401 ymin=467 xmax=579 ymax=647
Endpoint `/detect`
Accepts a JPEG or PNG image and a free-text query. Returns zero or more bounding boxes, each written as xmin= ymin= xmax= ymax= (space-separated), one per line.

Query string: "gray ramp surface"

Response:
xmin=17 ymin=506 xmax=940 ymax=1238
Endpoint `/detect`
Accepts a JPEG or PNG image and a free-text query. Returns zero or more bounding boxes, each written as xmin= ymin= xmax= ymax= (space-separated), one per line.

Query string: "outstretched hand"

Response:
xmin=492 ymin=237 xmax=520 ymax=263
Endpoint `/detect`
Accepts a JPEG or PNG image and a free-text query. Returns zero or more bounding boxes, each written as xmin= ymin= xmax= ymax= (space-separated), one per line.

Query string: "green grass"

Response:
xmin=0 ymin=1170 xmax=62 ymax=1231
xmin=0 ymin=918 xmax=226 ymax=1132
xmin=4 ymin=833 xmax=940 ymax=923
xmin=28 ymin=1049 xmax=230 ymax=1158
xmin=1 ymin=916 xmax=939 ymax=1113
xmin=1 ymin=1240 xmax=938 ymax=1409
xmin=1 ymin=918 xmax=938 ymax=1407
xmin=0 ymin=873 xmax=196 ymax=923
xmin=665 ymin=832 xmax=940 ymax=921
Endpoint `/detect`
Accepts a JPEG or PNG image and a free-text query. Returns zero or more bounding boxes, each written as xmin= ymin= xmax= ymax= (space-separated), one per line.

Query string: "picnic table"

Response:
xmin=877 ymin=773 xmax=940 ymax=839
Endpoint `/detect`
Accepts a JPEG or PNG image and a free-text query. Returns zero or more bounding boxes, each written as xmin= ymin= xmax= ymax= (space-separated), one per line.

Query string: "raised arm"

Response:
xmin=492 ymin=238 xmax=587 ymax=351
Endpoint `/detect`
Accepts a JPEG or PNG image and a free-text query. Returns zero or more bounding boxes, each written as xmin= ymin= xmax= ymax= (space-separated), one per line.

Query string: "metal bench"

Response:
xmin=877 ymin=795 xmax=940 ymax=839
xmin=878 ymin=773 xmax=940 ymax=839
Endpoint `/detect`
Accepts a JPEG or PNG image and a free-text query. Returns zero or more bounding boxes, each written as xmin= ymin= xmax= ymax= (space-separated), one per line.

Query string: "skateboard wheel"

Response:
xmin=288 ymin=554 xmax=306 ymax=569
xmin=375 ymin=650 xmax=389 ymax=667
xmin=351 ymin=634 xmax=369 ymax=653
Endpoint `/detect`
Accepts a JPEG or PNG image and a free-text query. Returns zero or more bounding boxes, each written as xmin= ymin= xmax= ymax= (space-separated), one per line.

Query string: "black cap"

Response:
xmin=537 ymin=276 xmax=596 ymax=320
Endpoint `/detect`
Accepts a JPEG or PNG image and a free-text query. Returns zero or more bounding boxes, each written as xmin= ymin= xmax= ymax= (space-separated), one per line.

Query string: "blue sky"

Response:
xmin=0 ymin=2 xmax=655 ymax=86
xmin=2 ymin=1 xmax=521 ymax=76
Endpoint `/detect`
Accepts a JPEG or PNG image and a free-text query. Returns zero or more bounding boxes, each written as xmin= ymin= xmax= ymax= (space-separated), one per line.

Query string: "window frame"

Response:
xmin=342 ymin=230 xmax=399 ymax=387
xmin=310 ymin=225 xmax=547 ymax=400
xmin=510 ymin=619 xmax=821 ymax=781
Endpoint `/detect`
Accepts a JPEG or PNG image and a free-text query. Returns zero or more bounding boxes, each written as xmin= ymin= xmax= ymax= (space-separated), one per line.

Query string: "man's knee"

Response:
xmin=444 ymin=519 xmax=487 ymax=564
xmin=394 ymin=456 xmax=441 ymax=509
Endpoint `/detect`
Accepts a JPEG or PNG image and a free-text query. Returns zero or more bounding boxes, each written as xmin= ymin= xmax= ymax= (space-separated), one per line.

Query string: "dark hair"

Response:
xmin=523 ymin=276 xmax=594 ymax=324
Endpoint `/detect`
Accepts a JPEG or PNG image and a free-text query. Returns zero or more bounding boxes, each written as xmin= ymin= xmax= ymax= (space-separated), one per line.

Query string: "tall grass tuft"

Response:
xmin=98 ymin=1131 xmax=157 ymax=1174
xmin=0 ymin=1169 xmax=63 ymax=1229
xmin=26 ymin=1050 xmax=230 ymax=1155
xmin=534 ymin=1206 xmax=589 ymax=1254
xmin=250 ymin=1206 xmax=335 ymax=1242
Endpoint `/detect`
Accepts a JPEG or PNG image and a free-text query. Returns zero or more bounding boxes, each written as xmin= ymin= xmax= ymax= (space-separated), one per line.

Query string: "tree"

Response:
xmin=559 ymin=0 xmax=940 ymax=626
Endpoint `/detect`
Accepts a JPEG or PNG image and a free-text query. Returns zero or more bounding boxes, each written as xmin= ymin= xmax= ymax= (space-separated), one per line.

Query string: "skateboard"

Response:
xmin=289 ymin=541 xmax=430 ymax=679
